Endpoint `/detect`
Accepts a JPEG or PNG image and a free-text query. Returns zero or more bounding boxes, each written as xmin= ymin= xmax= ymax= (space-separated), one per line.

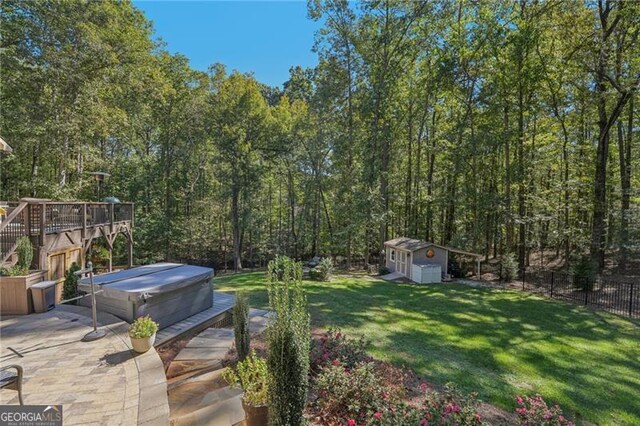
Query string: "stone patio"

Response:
xmin=0 ymin=306 xmax=169 ymax=425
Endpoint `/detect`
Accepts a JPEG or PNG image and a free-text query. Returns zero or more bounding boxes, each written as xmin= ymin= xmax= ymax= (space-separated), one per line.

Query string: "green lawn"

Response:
xmin=214 ymin=272 xmax=640 ymax=425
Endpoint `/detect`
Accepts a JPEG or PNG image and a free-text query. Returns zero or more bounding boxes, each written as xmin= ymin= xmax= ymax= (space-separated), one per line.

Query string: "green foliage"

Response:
xmin=572 ymin=256 xmax=595 ymax=291
xmin=15 ymin=236 xmax=33 ymax=272
xmin=223 ymin=351 xmax=269 ymax=407
xmin=314 ymin=362 xmax=392 ymax=423
xmin=128 ymin=315 xmax=158 ymax=339
xmin=378 ymin=266 xmax=391 ymax=276
xmin=266 ymin=255 xmax=310 ymax=426
xmin=315 ymin=257 xmax=334 ymax=281
xmin=499 ymin=253 xmax=519 ymax=282
xmin=62 ymin=262 xmax=81 ymax=301
xmin=233 ymin=291 xmax=250 ymax=362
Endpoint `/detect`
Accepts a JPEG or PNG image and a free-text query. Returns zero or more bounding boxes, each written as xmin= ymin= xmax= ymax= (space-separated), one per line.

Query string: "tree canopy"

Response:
xmin=1 ymin=0 xmax=638 ymax=275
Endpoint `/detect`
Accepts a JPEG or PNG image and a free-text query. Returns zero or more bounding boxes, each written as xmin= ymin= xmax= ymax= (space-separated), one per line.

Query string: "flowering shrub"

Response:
xmin=310 ymin=329 xmax=370 ymax=375
xmin=417 ymin=383 xmax=484 ymax=426
xmin=515 ymin=395 xmax=573 ymax=426
xmin=313 ymin=361 xmax=402 ymax=425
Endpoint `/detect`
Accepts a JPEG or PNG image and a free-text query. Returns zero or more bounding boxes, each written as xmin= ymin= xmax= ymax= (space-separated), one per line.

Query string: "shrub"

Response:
xmin=233 ymin=291 xmax=250 ymax=362
xmin=515 ymin=394 xmax=573 ymax=426
xmin=308 ymin=267 xmax=319 ymax=280
xmin=223 ymin=351 xmax=269 ymax=407
xmin=266 ymin=255 xmax=310 ymax=426
xmin=310 ymin=329 xmax=370 ymax=375
xmin=314 ymin=361 xmax=395 ymax=424
xmin=499 ymin=253 xmax=519 ymax=282
xmin=378 ymin=266 xmax=390 ymax=276
xmin=572 ymin=256 xmax=595 ymax=292
xmin=62 ymin=262 xmax=81 ymax=302
xmin=2 ymin=237 xmax=34 ymax=276
xmin=419 ymin=383 xmax=484 ymax=426
xmin=316 ymin=257 xmax=334 ymax=281
xmin=129 ymin=315 xmax=158 ymax=339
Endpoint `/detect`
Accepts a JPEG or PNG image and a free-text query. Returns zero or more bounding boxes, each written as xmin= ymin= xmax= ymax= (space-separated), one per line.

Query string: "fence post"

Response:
xmin=630 ymin=283 xmax=635 ymax=317
xmin=550 ymin=272 xmax=554 ymax=298
xmin=522 ymin=267 xmax=526 ymax=291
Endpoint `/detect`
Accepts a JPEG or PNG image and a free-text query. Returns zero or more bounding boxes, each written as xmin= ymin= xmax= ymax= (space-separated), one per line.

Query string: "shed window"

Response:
xmin=390 ymin=249 xmax=395 ymax=262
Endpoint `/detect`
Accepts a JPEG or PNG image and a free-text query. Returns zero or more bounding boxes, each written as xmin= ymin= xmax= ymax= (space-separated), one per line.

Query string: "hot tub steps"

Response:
xmin=155 ymin=292 xmax=236 ymax=347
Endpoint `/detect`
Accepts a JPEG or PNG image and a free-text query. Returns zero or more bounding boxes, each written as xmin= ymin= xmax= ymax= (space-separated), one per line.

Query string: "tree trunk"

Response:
xmin=231 ymin=184 xmax=243 ymax=271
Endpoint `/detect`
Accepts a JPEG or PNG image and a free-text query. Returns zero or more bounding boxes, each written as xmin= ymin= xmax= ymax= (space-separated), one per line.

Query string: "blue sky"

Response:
xmin=134 ymin=1 xmax=322 ymax=88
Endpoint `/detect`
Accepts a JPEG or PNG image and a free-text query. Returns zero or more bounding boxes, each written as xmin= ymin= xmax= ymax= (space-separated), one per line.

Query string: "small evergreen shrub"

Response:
xmin=515 ymin=394 xmax=573 ymax=426
xmin=223 ymin=351 xmax=269 ymax=407
xmin=62 ymin=262 xmax=81 ymax=302
xmin=499 ymin=253 xmax=518 ymax=282
xmin=3 ymin=237 xmax=34 ymax=276
xmin=266 ymin=255 xmax=310 ymax=426
xmin=233 ymin=291 xmax=250 ymax=362
xmin=129 ymin=316 xmax=158 ymax=339
xmin=378 ymin=266 xmax=390 ymax=275
xmin=572 ymin=256 xmax=595 ymax=292
xmin=308 ymin=268 xmax=319 ymax=280
xmin=316 ymin=257 xmax=334 ymax=281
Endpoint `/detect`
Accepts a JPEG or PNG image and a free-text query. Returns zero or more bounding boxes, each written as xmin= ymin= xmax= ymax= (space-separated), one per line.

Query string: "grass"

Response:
xmin=214 ymin=272 xmax=640 ymax=425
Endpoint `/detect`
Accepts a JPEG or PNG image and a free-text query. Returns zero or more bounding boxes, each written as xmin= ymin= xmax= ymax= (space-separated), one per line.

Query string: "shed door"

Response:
xmin=397 ymin=251 xmax=408 ymax=276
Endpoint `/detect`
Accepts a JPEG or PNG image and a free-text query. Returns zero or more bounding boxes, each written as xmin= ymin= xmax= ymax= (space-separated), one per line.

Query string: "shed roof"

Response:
xmin=384 ymin=237 xmax=431 ymax=251
xmin=384 ymin=237 xmax=482 ymax=258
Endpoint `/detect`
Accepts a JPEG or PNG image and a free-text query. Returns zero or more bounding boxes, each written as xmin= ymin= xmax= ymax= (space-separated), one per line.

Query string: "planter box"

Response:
xmin=0 ymin=270 xmax=48 ymax=315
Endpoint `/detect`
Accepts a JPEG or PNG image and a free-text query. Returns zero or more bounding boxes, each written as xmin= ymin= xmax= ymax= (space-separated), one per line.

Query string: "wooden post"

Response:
xmin=81 ymin=204 xmax=87 ymax=240
xmin=476 ymin=259 xmax=481 ymax=280
xmin=38 ymin=203 xmax=47 ymax=271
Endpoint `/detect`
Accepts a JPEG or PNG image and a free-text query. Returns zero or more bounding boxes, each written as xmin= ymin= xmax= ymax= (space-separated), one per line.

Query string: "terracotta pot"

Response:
xmin=130 ymin=333 xmax=156 ymax=353
xmin=242 ymin=400 xmax=268 ymax=426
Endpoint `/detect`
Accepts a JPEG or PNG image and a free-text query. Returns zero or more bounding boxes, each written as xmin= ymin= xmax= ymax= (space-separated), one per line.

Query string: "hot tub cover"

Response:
xmin=79 ymin=263 xmax=214 ymax=302
xmin=80 ymin=262 xmax=182 ymax=286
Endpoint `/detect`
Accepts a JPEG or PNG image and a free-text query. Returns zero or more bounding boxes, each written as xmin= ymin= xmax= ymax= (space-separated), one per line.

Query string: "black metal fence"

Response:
xmin=516 ymin=270 xmax=639 ymax=319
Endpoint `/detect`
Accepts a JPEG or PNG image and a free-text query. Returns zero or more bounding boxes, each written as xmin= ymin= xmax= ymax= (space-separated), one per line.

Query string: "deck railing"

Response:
xmin=0 ymin=200 xmax=134 ymax=264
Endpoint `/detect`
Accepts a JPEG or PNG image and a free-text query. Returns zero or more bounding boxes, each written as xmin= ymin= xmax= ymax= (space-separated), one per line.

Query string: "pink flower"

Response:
xmin=420 ymin=383 xmax=428 ymax=392
xmin=332 ymin=359 xmax=340 ymax=367
xmin=373 ymin=412 xmax=382 ymax=419
xmin=516 ymin=408 xmax=527 ymax=416
xmin=382 ymin=392 xmax=389 ymax=401
xmin=347 ymin=419 xmax=356 ymax=426
xmin=516 ymin=396 xmax=524 ymax=405
xmin=419 ymin=419 xmax=429 ymax=426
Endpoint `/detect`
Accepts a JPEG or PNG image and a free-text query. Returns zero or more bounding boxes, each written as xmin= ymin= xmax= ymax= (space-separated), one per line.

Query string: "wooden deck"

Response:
xmin=155 ymin=291 xmax=236 ymax=347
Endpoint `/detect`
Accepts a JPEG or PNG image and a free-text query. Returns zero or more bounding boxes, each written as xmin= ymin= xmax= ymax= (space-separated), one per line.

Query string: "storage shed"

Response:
xmin=383 ymin=237 xmax=482 ymax=283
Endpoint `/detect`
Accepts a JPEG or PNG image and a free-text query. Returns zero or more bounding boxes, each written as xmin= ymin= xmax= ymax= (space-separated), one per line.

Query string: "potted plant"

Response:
xmin=128 ymin=315 xmax=159 ymax=353
xmin=223 ymin=351 xmax=269 ymax=426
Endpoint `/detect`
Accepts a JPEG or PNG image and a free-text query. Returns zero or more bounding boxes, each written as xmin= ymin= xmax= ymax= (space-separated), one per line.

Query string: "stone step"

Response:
xmin=167 ymin=368 xmax=227 ymax=391
xmin=169 ymin=385 xmax=245 ymax=426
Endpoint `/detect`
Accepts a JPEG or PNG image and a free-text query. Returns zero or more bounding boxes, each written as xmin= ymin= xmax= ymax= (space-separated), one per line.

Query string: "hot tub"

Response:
xmin=79 ymin=263 xmax=214 ymax=329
